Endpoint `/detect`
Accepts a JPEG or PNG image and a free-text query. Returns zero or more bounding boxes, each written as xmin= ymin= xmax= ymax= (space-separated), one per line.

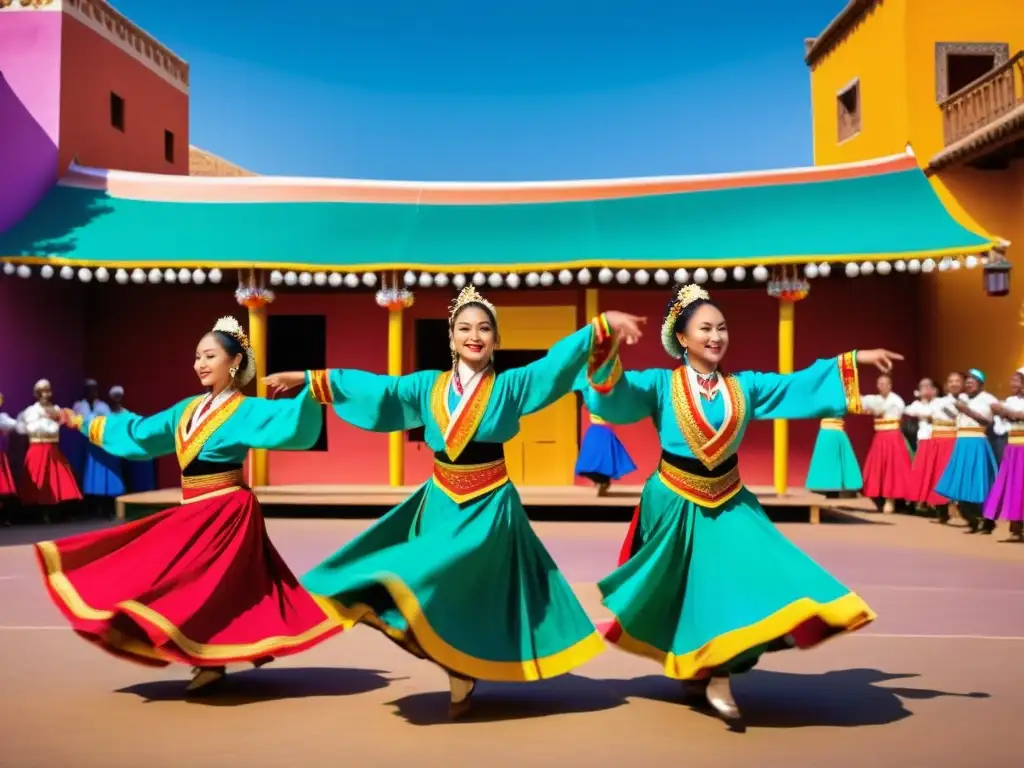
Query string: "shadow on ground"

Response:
xmin=611 ymin=668 xmax=989 ymax=729
xmin=388 ymin=673 xmax=629 ymax=725
xmin=115 ymin=667 xmax=393 ymax=707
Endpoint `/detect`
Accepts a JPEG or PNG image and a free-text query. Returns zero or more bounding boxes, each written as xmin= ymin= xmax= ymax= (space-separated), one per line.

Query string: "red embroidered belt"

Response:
xmin=432 ymin=459 xmax=510 ymax=503
xmin=657 ymin=454 xmax=742 ymax=509
xmin=180 ymin=469 xmax=246 ymax=502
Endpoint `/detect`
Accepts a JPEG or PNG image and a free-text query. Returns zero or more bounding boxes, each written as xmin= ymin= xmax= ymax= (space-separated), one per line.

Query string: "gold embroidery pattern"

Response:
xmin=670 ymin=368 xmax=746 ymax=469
xmin=587 ymin=323 xmax=622 ymax=394
xmin=657 ymin=461 xmax=742 ymax=508
xmin=174 ymin=393 xmax=245 ymax=470
xmin=181 ymin=469 xmax=244 ymax=493
xmin=87 ymin=415 xmax=106 ymax=447
xmin=444 ymin=370 xmax=495 ymax=462
xmin=873 ymin=419 xmax=901 ymax=432
xmin=820 ymin=418 xmax=845 ymax=431
xmin=430 ymin=372 xmax=451 ymax=436
xmin=957 ymin=426 xmax=986 ymax=438
xmin=308 ymin=370 xmax=333 ymax=405
xmin=432 ymin=459 xmax=509 ymax=504
xmin=931 ymin=424 xmax=956 ymax=439
xmin=839 ymin=352 xmax=862 ymax=414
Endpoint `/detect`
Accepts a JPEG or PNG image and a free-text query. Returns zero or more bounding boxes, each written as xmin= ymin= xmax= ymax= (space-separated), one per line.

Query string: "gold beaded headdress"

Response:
xmin=661 ymin=284 xmax=711 ymax=359
xmin=448 ymin=286 xmax=498 ymax=326
xmin=212 ymin=316 xmax=257 ymax=387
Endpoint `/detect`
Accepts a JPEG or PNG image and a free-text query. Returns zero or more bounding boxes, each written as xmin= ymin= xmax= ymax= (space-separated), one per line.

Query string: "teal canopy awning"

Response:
xmin=0 ymin=153 xmax=998 ymax=272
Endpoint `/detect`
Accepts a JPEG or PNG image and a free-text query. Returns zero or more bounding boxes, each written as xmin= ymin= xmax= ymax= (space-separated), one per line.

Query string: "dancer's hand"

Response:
xmin=856 ymin=349 xmax=904 ymax=374
xmin=263 ymin=371 xmax=305 ymax=395
xmin=604 ymin=311 xmax=647 ymax=346
xmin=46 ymin=407 xmax=74 ymax=425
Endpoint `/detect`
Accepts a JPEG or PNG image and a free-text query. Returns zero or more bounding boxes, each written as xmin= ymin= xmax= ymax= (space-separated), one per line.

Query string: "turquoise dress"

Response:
xmin=580 ymin=353 xmax=876 ymax=680
xmin=805 ymin=418 xmax=864 ymax=493
xmin=303 ymin=324 xmax=614 ymax=682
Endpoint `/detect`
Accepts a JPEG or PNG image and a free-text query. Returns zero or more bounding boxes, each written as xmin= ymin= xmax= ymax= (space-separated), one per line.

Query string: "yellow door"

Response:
xmin=498 ymin=305 xmax=579 ymax=486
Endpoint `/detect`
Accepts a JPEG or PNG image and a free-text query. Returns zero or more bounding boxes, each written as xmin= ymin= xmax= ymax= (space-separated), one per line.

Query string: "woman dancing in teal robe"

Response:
xmin=579 ymin=284 xmax=901 ymax=727
xmin=265 ymin=286 xmax=644 ymax=718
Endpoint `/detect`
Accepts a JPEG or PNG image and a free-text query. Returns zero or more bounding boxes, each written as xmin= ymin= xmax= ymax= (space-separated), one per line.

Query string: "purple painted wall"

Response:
xmin=0 ymin=10 xmax=61 ymax=232
xmin=0 ymin=275 xmax=86 ymax=473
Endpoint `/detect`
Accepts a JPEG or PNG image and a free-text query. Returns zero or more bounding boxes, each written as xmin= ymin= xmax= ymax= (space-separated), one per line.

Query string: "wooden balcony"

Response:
xmin=932 ymin=51 xmax=1024 ymax=170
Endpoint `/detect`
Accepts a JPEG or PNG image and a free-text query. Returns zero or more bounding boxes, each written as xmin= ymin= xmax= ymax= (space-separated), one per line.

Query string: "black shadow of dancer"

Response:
xmin=387 ymin=673 xmax=629 ymax=725
xmin=115 ymin=667 xmax=393 ymax=707
xmin=605 ymin=668 xmax=988 ymax=729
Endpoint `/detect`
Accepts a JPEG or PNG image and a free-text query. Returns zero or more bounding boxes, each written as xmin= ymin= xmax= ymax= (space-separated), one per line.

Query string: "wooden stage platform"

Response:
xmin=116 ymin=483 xmax=877 ymax=523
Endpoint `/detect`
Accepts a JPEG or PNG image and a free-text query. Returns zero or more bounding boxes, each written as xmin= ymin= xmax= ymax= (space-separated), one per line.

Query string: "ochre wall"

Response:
xmin=809 ymin=0 xmax=1024 ymax=396
xmin=809 ymin=0 xmax=909 ymax=165
xmin=59 ymin=15 xmax=189 ymax=175
xmin=64 ymin=278 xmax=923 ymax=490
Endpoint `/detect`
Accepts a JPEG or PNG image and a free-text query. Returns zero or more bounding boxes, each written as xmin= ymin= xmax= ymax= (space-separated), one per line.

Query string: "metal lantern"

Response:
xmin=983 ymin=249 xmax=1011 ymax=297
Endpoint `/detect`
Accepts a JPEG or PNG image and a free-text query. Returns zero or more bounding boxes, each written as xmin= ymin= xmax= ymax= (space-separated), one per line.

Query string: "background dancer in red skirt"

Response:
xmin=16 ymin=379 xmax=83 ymax=523
xmin=907 ymin=374 xmax=960 ymax=523
xmin=0 ymin=394 xmax=17 ymax=526
xmin=37 ymin=317 xmax=342 ymax=693
xmin=860 ymin=373 xmax=912 ymax=514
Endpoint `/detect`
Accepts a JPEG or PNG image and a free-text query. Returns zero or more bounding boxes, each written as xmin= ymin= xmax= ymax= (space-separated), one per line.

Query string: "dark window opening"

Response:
xmin=267 ymin=314 xmax=328 ymax=451
xmin=946 ymin=54 xmax=996 ymax=96
xmin=164 ymin=129 xmax=175 ymax=163
xmin=837 ymin=81 xmax=861 ymax=142
xmin=110 ymin=92 xmax=125 ymax=132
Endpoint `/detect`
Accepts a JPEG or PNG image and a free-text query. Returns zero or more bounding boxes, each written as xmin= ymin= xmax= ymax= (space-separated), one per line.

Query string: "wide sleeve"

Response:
xmin=745 ymin=352 xmax=863 ymax=421
xmin=14 ymin=409 xmax=30 ymax=435
xmin=578 ymin=368 xmax=661 ymax=425
xmin=306 ymin=368 xmax=432 ymax=433
xmin=0 ymin=412 xmax=15 ymax=433
xmin=69 ymin=403 xmax=180 ymax=460
xmin=239 ymin=385 xmax=325 ymax=450
xmin=504 ymin=316 xmax=620 ymax=416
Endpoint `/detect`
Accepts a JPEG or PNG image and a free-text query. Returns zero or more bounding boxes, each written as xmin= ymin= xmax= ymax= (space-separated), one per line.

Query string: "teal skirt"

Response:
xmin=601 ymin=476 xmax=875 ymax=680
xmin=805 ymin=427 xmax=863 ymax=492
xmin=302 ymin=479 xmax=603 ymax=682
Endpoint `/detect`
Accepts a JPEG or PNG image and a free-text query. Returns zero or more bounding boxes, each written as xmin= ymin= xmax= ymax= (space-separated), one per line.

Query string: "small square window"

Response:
xmin=110 ymin=92 xmax=125 ymax=132
xmin=837 ymin=80 xmax=860 ymax=142
xmin=164 ymin=130 xmax=175 ymax=163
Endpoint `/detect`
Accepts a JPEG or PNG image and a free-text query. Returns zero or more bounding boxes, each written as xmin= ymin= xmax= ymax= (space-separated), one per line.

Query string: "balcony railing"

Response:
xmin=941 ymin=51 xmax=1024 ymax=146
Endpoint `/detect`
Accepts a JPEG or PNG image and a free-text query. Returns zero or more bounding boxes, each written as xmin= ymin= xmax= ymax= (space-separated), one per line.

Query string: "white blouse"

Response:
xmin=16 ymin=402 xmax=62 ymax=440
xmin=930 ymin=394 xmax=960 ymax=426
xmin=0 ymin=412 xmax=15 ymax=434
xmin=860 ymin=392 xmax=906 ymax=420
xmin=993 ymin=394 xmax=1024 ymax=436
xmin=904 ymin=399 xmax=935 ymax=441
xmin=956 ymin=391 xmax=998 ymax=429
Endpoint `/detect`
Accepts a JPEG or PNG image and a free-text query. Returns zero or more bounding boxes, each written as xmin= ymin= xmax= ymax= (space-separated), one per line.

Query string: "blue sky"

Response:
xmin=114 ymin=0 xmax=844 ymax=180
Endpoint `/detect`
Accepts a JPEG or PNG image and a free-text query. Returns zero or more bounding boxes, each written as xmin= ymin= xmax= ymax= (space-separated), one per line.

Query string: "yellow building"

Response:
xmin=806 ymin=0 xmax=1024 ymax=389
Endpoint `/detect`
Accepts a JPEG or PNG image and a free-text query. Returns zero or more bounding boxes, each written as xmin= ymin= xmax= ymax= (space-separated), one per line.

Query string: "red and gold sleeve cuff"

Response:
xmin=588 ymin=316 xmax=623 ymax=395
xmin=86 ymin=415 xmax=106 ymax=447
xmin=838 ymin=351 xmax=862 ymax=414
xmin=308 ymin=370 xmax=334 ymax=405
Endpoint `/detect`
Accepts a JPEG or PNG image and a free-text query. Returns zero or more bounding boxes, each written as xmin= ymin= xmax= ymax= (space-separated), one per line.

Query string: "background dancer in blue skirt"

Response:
xmin=575 ymin=414 xmax=638 ymax=495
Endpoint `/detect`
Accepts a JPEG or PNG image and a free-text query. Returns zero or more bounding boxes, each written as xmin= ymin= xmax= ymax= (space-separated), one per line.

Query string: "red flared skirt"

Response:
xmin=0 ymin=451 xmax=16 ymax=497
xmin=35 ymin=488 xmax=343 ymax=668
xmin=19 ymin=442 xmax=82 ymax=505
xmin=861 ymin=430 xmax=912 ymax=500
xmin=907 ymin=437 xmax=955 ymax=506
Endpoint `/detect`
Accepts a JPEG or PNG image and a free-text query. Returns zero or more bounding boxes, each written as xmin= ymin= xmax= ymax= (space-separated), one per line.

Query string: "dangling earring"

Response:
xmin=229 ymin=366 xmax=238 ymax=379
xmin=681 ymin=348 xmax=689 ymax=365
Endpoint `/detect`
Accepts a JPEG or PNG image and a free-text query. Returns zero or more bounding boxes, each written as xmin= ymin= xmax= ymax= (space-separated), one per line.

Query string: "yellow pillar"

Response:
xmin=773 ymin=299 xmax=795 ymax=496
xmin=248 ymin=303 xmax=270 ymax=487
xmin=387 ymin=308 xmax=404 ymax=487
xmin=584 ymin=287 xmax=599 ymax=322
